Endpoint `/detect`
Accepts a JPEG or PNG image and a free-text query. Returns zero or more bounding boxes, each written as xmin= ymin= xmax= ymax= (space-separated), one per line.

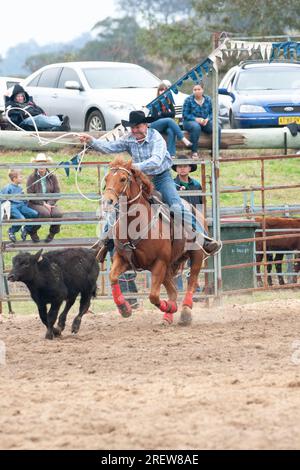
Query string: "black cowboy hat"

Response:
xmin=172 ymin=154 xmax=197 ymax=173
xmin=121 ymin=110 xmax=154 ymax=128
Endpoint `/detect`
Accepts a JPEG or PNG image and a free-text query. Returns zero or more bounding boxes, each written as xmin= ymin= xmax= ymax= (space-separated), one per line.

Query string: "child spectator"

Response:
xmin=1 ymin=169 xmax=38 ymax=243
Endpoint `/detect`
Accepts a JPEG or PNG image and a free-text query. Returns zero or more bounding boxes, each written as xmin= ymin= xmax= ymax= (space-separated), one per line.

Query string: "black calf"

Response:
xmin=8 ymin=248 xmax=99 ymax=340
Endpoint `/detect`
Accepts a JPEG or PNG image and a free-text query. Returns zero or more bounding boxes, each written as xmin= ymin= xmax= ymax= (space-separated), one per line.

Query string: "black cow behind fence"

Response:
xmin=8 ymin=248 xmax=99 ymax=339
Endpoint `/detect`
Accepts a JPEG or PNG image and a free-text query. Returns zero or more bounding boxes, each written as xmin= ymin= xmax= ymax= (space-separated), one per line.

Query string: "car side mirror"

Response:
xmin=64 ymin=80 xmax=83 ymax=91
xmin=218 ymin=88 xmax=235 ymax=102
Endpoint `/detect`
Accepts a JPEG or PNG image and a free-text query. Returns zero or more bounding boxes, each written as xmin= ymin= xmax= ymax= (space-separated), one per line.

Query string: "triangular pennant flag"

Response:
xmin=260 ymin=43 xmax=267 ymax=59
xmin=59 ymin=161 xmax=70 ymax=177
xmin=266 ymin=44 xmax=273 ymax=61
xmin=195 ymin=66 xmax=203 ymax=80
xmin=71 ymin=155 xmax=82 ymax=172
xmin=188 ymin=69 xmax=199 ymax=83
xmin=165 ymin=90 xmax=174 ymax=104
xmin=201 ymin=59 xmax=213 ymax=75
xmin=170 ymin=84 xmax=179 ymax=94
xmin=160 ymin=96 xmax=169 ymax=108
xmin=270 ymin=43 xmax=281 ymax=61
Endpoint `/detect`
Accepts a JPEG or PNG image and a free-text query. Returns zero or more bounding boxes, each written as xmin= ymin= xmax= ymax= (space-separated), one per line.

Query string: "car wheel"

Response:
xmin=229 ymin=111 xmax=238 ymax=129
xmin=86 ymin=110 xmax=106 ymax=132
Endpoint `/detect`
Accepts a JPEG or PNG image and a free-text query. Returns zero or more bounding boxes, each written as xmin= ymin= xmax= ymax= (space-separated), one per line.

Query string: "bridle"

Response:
xmin=105 ymin=166 xmax=142 ymax=204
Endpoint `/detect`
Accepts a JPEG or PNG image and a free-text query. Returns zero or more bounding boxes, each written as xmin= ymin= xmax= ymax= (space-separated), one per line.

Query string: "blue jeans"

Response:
xmin=151 ymin=118 xmax=184 ymax=156
xmin=21 ymin=114 xmax=61 ymax=130
xmin=183 ymin=120 xmax=221 ymax=152
xmin=152 ymin=169 xmax=205 ymax=237
xmin=10 ymin=204 xmax=38 ymax=234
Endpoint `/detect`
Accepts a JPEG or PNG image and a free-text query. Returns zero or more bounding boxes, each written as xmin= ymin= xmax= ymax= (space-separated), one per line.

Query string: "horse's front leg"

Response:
xmin=162 ymin=275 xmax=178 ymax=325
xmin=110 ymin=253 xmax=132 ymax=318
xmin=150 ymin=260 xmax=177 ymax=324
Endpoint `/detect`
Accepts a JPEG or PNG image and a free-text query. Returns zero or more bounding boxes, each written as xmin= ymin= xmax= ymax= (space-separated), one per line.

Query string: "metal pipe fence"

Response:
xmin=1 ymin=150 xmax=300 ymax=314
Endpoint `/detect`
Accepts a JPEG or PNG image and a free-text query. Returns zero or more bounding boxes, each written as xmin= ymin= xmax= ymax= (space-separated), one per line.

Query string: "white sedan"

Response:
xmin=21 ymin=61 xmax=187 ymax=132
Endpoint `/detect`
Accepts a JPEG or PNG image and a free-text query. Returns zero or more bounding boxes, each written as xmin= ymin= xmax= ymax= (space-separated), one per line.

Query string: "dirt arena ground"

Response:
xmin=1 ymin=298 xmax=300 ymax=450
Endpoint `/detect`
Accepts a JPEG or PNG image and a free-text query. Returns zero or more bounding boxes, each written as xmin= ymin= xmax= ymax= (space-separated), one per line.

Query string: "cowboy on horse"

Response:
xmin=79 ymin=110 xmax=221 ymax=325
xmin=80 ymin=110 xmax=221 ymax=260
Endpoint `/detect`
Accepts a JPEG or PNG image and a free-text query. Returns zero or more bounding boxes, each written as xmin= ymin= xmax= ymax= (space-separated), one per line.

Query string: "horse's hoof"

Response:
xmin=178 ymin=306 xmax=192 ymax=326
xmin=118 ymin=302 xmax=132 ymax=318
xmin=45 ymin=331 xmax=54 ymax=340
xmin=161 ymin=312 xmax=174 ymax=326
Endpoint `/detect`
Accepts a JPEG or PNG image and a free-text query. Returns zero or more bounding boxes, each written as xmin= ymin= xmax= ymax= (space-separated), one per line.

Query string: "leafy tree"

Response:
xmin=135 ymin=0 xmax=300 ymax=77
xmin=117 ymin=0 xmax=193 ymax=25
xmin=25 ymin=51 xmax=77 ymax=73
xmin=196 ymin=0 xmax=300 ymax=36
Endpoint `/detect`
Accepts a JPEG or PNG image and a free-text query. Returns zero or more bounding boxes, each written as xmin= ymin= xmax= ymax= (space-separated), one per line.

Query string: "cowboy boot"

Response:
xmin=93 ymin=234 xmax=113 ymax=263
xmin=202 ymin=236 xmax=222 ymax=256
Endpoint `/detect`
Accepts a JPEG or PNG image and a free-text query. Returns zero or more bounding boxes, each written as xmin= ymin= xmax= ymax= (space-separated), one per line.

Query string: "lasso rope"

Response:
xmin=5 ymin=107 xmax=128 ymax=202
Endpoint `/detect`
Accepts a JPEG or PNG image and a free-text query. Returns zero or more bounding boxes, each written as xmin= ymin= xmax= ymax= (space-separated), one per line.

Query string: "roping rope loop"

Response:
xmin=5 ymin=107 xmax=129 ymax=202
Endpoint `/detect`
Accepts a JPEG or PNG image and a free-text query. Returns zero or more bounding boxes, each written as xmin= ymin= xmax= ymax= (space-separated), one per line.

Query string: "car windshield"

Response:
xmin=83 ymin=67 xmax=159 ymax=89
xmin=236 ymin=67 xmax=300 ymax=91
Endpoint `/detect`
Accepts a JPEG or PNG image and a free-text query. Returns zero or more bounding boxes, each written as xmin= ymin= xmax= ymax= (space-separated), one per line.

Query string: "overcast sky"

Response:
xmin=1 ymin=0 xmax=117 ymax=57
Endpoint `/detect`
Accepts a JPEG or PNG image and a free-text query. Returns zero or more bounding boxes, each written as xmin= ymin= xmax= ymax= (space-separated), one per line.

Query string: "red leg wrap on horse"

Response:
xmin=183 ymin=291 xmax=193 ymax=309
xmin=167 ymin=301 xmax=178 ymax=314
xmin=159 ymin=300 xmax=169 ymax=312
xmin=112 ymin=283 xmax=125 ymax=306
xmin=159 ymin=300 xmax=178 ymax=314
xmin=163 ymin=313 xmax=174 ymax=324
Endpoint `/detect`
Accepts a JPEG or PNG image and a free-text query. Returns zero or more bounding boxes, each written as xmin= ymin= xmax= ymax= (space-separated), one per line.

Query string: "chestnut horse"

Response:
xmin=102 ymin=157 xmax=205 ymax=325
xmin=255 ymin=217 xmax=300 ymax=286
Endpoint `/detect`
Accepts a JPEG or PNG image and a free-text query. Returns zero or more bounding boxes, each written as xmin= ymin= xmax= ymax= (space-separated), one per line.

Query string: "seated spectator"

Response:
xmin=183 ymin=82 xmax=221 ymax=159
xmin=26 ymin=153 xmax=63 ymax=243
xmin=5 ymin=85 xmax=71 ymax=131
xmin=1 ymin=169 xmax=38 ymax=243
xmin=150 ymin=82 xmax=191 ymax=157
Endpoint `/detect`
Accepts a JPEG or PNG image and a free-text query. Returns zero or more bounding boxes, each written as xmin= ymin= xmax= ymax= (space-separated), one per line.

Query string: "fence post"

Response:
xmin=211 ymin=60 xmax=222 ymax=302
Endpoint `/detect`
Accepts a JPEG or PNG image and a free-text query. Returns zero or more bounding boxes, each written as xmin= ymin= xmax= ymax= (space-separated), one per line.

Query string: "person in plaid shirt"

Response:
xmin=182 ymin=82 xmax=221 ymax=159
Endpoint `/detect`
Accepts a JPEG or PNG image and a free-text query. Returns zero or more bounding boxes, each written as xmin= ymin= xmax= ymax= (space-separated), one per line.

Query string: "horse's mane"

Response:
xmin=110 ymin=157 xmax=153 ymax=196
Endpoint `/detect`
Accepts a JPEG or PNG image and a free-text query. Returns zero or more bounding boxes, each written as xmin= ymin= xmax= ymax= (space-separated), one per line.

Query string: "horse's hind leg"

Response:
xmin=267 ymin=254 xmax=273 ymax=286
xmin=110 ymin=254 xmax=132 ymax=318
xmin=179 ymin=251 xmax=203 ymax=326
xmin=275 ymin=253 xmax=285 ymax=285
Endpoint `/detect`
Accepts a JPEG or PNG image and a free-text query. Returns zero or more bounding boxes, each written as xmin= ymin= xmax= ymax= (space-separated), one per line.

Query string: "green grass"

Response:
xmin=1 ymin=148 xmax=300 ymax=314
xmin=1 ymin=148 xmax=299 ymax=250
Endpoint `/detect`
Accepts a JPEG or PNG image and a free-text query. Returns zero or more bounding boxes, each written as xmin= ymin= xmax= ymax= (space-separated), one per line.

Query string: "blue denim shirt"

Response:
xmin=182 ymin=94 xmax=213 ymax=122
xmin=91 ymin=128 xmax=172 ymax=175
xmin=0 ymin=183 xmax=26 ymax=207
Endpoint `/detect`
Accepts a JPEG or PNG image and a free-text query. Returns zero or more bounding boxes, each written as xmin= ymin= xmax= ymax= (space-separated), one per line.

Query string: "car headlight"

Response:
xmin=239 ymin=104 xmax=266 ymax=113
xmin=107 ymin=101 xmax=136 ymax=111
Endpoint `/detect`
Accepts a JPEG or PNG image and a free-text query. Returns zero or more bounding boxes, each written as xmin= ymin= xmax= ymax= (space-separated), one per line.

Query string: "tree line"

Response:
xmin=24 ymin=0 xmax=300 ymax=81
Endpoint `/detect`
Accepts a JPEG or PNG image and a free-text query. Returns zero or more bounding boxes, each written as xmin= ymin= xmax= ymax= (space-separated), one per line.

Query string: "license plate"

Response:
xmin=278 ymin=116 xmax=300 ymax=125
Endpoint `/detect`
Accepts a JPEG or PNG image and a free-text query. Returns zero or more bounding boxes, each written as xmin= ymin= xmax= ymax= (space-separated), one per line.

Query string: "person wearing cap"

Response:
xmin=172 ymin=154 xmax=203 ymax=208
xmin=79 ymin=110 xmax=221 ymax=262
xmin=182 ymin=82 xmax=221 ymax=159
xmin=26 ymin=153 xmax=63 ymax=243
xmin=0 ymin=169 xmax=38 ymax=243
xmin=5 ymin=84 xmax=71 ymax=131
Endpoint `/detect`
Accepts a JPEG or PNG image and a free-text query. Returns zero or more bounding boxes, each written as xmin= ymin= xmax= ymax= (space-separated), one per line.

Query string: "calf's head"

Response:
xmin=8 ymin=249 xmax=43 ymax=282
